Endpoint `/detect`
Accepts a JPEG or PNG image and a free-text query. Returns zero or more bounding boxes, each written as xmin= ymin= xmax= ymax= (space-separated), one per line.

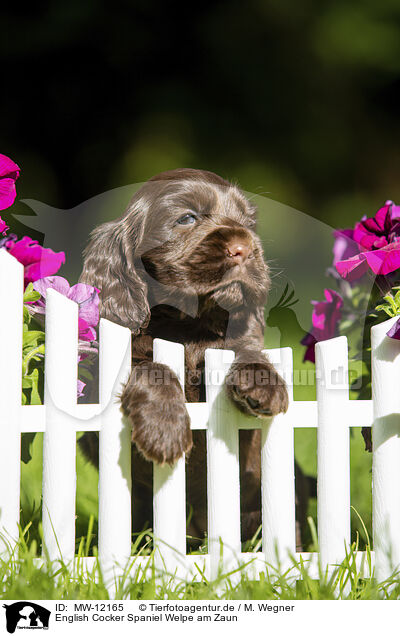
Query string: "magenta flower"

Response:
xmin=332 ymin=228 xmax=358 ymax=265
xmin=386 ymin=319 xmax=400 ymax=340
xmin=4 ymin=236 xmax=65 ymax=286
xmin=32 ymin=276 xmax=100 ymax=342
xmin=300 ymin=331 xmax=318 ymax=364
xmin=335 ymin=201 xmax=400 ymax=281
xmin=301 ymin=289 xmax=343 ymax=363
xmin=336 ymin=241 xmax=400 ymax=282
xmin=0 ymin=216 xmax=8 ymax=236
xmin=30 ymin=277 xmax=99 ymax=399
xmin=77 ymin=380 xmax=86 ymax=398
xmin=0 ymin=154 xmax=20 ymax=211
xmin=353 ymin=201 xmax=400 ymax=251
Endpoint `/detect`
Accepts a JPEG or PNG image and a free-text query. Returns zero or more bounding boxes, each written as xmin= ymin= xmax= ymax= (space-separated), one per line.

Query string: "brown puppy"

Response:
xmin=79 ymin=169 xmax=304 ymax=544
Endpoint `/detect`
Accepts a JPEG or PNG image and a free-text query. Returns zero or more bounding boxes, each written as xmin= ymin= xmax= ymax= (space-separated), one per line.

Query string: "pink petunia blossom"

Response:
xmin=32 ymin=276 xmax=100 ymax=342
xmin=332 ymin=228 xmax=359 ymax=266
xmin=301 ymin=289 xmax=343 ymax=363
xmin=301 ymin=331 xmax=318 ymax=363
xmin=353 ymin=201 xmax=400 ymax=251
xmin=31 ymin=277 xmax=100 ymax=400
xmin=5 ymin=236 xmax=65 ymax=286
xmin=77 ymin=380 xmax=86 ymax=399
xmin=335 ymin=201 xmax=400 ymax=281
xmin=336 ymin=241 xmax=400 ymax=281
xmin=0 ymin=216 xmax=8 ymax=236
xmin=335 ymin=252 xmax=369 ymax=282
xmin=0 ymin=154 xmax=20 ymax=210
xmin=387 ymin=319 xmax=400 ymax=340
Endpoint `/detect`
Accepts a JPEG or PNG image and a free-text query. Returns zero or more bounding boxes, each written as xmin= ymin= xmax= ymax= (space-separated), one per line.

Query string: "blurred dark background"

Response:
xmin=2 ymin=0 xmax=400 ymax=237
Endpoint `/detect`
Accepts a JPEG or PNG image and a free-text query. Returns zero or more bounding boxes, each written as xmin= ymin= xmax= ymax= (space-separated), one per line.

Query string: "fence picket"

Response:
xmin=205 ymin=348 xmax=241 ymax=580
xmin=0 ymin=250 xmax=23 ymax=550
xmin=261 ymin=347 xmax=296 ymax=568
xmin=42 ymin=289 xmax=78 ymax=562
xmin=98 ymin=318 xmax=132 ymax=584
xmin=152 ymin=338 xmax=187 ymax=576
xmin=371 ymin=317 xmax=400 ymax=582
xmin=315 ymin=336 xmax=351 ymax=572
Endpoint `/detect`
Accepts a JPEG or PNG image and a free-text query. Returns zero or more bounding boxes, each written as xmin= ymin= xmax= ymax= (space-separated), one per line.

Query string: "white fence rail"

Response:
xmin=1 ymin=248 xmax=400 ymax=590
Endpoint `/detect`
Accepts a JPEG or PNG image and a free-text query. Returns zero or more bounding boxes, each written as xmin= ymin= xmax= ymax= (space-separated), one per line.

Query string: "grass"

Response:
xmin=1 ymin=519 xmax=400 ymax=600
xmin=15 ymin=422 xmax=375 ymax=600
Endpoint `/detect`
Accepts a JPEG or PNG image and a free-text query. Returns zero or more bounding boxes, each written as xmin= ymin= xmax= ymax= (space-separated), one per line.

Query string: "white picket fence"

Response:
xmin=1 ymin=248 xmax=400 ymax=591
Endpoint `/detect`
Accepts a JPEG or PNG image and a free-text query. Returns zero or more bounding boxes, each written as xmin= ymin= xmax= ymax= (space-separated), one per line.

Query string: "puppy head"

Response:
xmin=80 ymin=169 xmax=270 ymax=331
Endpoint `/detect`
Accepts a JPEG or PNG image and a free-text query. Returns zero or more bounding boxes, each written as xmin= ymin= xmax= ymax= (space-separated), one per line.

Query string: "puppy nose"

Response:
xmin=226 ymin=241 xmax=252 ymax=263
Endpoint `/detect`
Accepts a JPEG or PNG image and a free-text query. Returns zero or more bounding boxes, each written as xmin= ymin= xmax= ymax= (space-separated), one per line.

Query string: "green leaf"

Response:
xmin=22 ymin=368 xmax=42 ymax=405
xmin=23 ymin=331 xmax=45 ymax=349
xmin=22 ymin=344 xmax=45 ymax=376
xmin=21 ymin=433 xmax=37 ymax=464
xmin=30 ymin=381 xmax=42 ymax=405
xmin=23 ymin=283 xmax=41 ymax=303
xmin=23 ymin=306 xmax=31 ymax=324
xmin=78 ymin=366 xmax=95 ymax=381
xmin=375 ymin=304 xmax=395 ymax=317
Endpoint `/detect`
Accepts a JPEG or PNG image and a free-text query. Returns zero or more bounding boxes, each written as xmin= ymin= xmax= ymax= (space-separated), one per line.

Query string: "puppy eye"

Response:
xmin=177 ymin=213 xmax=197 ymax=225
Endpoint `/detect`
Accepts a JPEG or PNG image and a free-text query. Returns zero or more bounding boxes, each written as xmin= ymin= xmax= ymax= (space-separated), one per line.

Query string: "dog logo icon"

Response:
xmin=3 ymin=602 xmax=50 ymax=633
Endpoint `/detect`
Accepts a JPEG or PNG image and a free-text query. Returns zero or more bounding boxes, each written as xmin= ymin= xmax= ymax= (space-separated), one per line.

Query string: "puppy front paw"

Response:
xmin=226 ymin=357 xmax=288 ymax=418
xmin=121 ymin=362 xmax=193 ymax=465
xmin=130 ymin=400 xmax=192 ymax=465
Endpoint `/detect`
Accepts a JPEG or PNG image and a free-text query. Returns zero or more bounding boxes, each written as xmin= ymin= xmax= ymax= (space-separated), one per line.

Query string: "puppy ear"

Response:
xmin=80 ymin=216 xmax=150 ymax=333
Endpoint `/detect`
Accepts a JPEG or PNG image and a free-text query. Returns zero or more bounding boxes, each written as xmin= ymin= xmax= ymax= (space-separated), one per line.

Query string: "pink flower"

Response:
xmin=335 ymin=201 xmax=400 ymax=281
xmin=301 ymin=289 xmax=343 ymax=363
xmin=32 ymin=276 xmax=100 ymax=342
xmin=301 ymin=331 xmax=318 ymax=364
xmin=77 ymin=380 xmax=86 ymax=398
xmin=0 ymin=154 xmax=20 ymax=210
xmin=353 ymin=201 xmax=400 ymax=251
xmin=387 ymin=319 xmax=400 ymax=340
xmin=4 ymin=236 xmax=65 ymax=286
xmin=336 ymin=241 xmax=400 ymax=281
xmin=30 ymin=277 xmax=100 ymax=399
xmin=332 ymin=228 xmax=358 ymax=265
xmin=0 ymin=216 xmax=8 ymax=236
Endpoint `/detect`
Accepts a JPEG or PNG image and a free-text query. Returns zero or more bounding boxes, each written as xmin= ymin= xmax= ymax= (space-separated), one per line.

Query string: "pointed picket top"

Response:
xmin=315 ymin=335 xmax=350 ymax=575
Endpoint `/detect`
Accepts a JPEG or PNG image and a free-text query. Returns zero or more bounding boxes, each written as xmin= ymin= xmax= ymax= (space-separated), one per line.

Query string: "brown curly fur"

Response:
xmin=79 ymin=168 xmax=310 ymax=547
